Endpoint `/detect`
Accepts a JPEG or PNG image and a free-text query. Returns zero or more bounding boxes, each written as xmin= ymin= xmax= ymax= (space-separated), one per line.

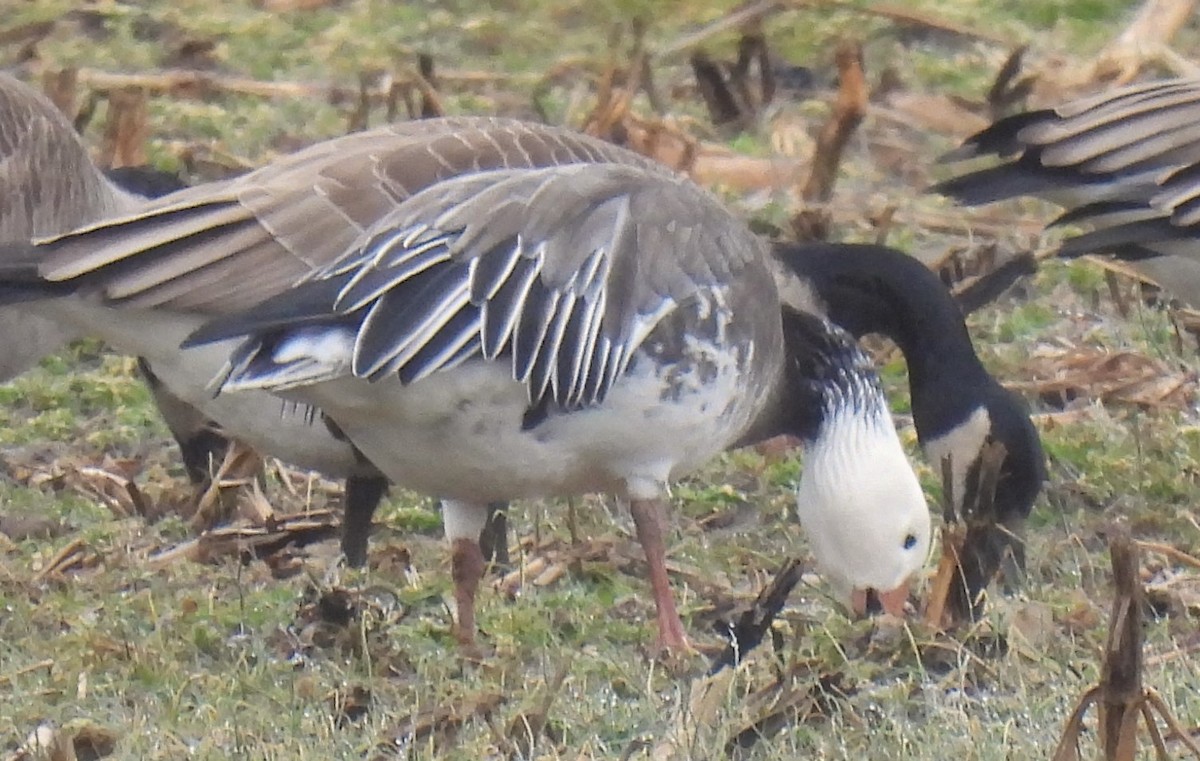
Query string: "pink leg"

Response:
xmin=451 ymin=537 xmax=485 ymax=647
xmin=443 ymin=500 xmax=489 ymax=649
xmin=630 ymin=498 xmax=690 ymax=651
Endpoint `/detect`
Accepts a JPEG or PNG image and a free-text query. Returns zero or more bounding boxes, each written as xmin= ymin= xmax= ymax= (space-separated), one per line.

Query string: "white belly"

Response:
xmin=34 ymin=301 xmax=363 ymax=478
xmin=292 ymin=346 xmax=763 ymax=503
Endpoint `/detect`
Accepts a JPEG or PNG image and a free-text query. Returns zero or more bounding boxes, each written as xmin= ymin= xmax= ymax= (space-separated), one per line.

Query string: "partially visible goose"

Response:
xmin=933 ymin=79 xmax=1200 ymax=306
xmin=0 ymin=74 xmax=222 ymax=483
xmin=0 ymin=117 xmax=932 ymax=650
xmin=775 ymin=243 xmax=1046 ymax=618
xmin=0 ymin=73 xmax=129 ymax=380
xmin=0 ymin=72 xmax=389 ymax=564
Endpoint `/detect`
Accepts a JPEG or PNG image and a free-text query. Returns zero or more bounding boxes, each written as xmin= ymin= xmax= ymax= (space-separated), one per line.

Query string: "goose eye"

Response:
xmin=903 ymin=533 xmax=918 ymax=550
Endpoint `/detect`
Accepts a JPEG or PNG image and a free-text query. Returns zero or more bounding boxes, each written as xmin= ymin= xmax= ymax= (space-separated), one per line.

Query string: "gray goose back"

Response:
xmin=37 ymin=118 xmax=761 ymax=315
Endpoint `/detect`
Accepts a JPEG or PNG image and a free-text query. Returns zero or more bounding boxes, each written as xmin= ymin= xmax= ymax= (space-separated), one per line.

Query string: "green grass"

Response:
xmin=4 ymin=0 xmax=1200 ymax=759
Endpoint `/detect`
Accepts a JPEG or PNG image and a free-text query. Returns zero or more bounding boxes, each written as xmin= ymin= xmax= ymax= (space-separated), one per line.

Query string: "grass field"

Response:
xmin=3 ymin=1 xmax=1200 ymax=759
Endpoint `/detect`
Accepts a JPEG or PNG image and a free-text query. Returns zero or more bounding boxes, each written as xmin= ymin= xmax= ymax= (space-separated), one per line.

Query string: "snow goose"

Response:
xmin=0 ymin=116 xmax=932 ymax=650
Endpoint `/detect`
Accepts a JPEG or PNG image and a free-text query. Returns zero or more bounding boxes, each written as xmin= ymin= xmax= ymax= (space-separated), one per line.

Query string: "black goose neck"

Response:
xmin=773 ymin=242 xmax=993 ymax=419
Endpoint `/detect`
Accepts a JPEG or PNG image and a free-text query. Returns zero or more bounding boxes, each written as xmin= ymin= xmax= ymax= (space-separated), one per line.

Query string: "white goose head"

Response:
xmin=797 ymin=404 xmax=931 ymax=611
xmin=782 ymin=310 xmax=931 ymax=613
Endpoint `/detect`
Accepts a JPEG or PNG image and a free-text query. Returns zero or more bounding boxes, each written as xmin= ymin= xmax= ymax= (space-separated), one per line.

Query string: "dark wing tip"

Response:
xmin=182 ymin=276 xmax=348 ymax=348
xmin=0 ymin=242 xmax=71 ymax=305
xmin=937 ymin=110 xmax=1055 ymax=165
xmin=104 ymin=166 xmax=189 ymax=199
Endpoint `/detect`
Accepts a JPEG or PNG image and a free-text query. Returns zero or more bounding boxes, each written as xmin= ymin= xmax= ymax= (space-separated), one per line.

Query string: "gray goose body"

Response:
xmin=0 ymin=72 xmax=389 ymax=564
xmin=0 ymin=117 xmax=932 ymax=649
xmin=935 ymin=78 xmax=1200 ymax=306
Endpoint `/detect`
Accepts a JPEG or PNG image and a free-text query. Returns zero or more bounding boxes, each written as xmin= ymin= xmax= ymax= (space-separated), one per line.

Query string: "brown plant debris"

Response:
xmin=985 ymin=46 xmax=1036 ymax=118
xmin=328 ymin=685 xmax=372 ymax=728
xmin=876 ymin=88 xmax=992 ymax=140
xmin=691 ymin=50 xmax=745 ymax=131
xmin=800 ymin=40 xmax=867 ymax=204
xmin=653 ymin=654 xmax=851 ymax=760
xmin=0 ymin=660 xmax=54 ymax=688
xmin=1008 ymin=347 xmax=1197 ymax=411
xmin=724 ymin=670 xmax=855 ymax=755
xmin=97 ymin=86 xmax=149 ymax=169
xmin=414 ymin=53 xmax=444 ymax=119
xmin=258 ymin=0 xmax=344 ymax=10
xmin=689 ymin=31 xmax=776 ymax=135
xmin=863 ymin=3 xmax=1014 ymax=46
xmin=1002 ymin=0 xmax=1200 ymax=106
xmin=1051 ymin=528 xmax=1200 ymax=761
xmin=1138 ymin=541 xmax=1200 ymax=619
xmin=1138 ymin=541 xmax=1200 ymax=572
xmin=188 ymin=439 xmax=265 ymax=532
xmin=580 ymin=20 xmax=656 ymax=143
xmin=350 ymin=53 xmax=448 ymax=131
xmin=276 ymin=583 xmax=412 ymax=671
xmin=147 ymin=509 xmax=340 ymax=569
xmin=580 ymin=30 xmax=816 ymax=191
xmin=953 ymin=251 xmax=1038 ymax=315
xmin=492 ymin=537 xmax=620 ymax=599
xmin=656 ymin=0 xmax=791 ymax=62
xmin=376 ymin=692 xmax=506 ymax=758
xmin=652 ymin=559 xmax=835 ymax=760
xmin=10 ymin=720 xmax=119 ymax=761
xmin=33 ymin=538 xmax=94 ymax=581
xmin=926 ymin=240 xmax=1036 ymax=312
xmin=501 ymin=663 xmax=571 ymax=759
xmin=1084 ymin=0 xmax=1199 ymax=87
xmin=923 ymin=440 xmax=1008 ymax=629
xmin=33 ymin=66 xmax=528 ymax=106
xmin=0 ymin=19 xmax=55 ymax=49
xmin=163 ymin=36 xmax=220 ymax=71
xmin=39 ymin=67 xmax=80 ymax=122
xmin=2 ymin=451 xmax=182 ymax=523
xmin=346 ymin=69 xmax=387 ymax=133
xmin=1145 ymin=570 xmax=1200 ymax=620
xmin=72 ymin=466 xmax=148 ymax=520
xmin=871 ymin=46 xmax=1015 ymax=139
xmin=789 ymin=38 xmax=868 ymax=242
xmin=0 ymin=513 xmax=67 ymax=542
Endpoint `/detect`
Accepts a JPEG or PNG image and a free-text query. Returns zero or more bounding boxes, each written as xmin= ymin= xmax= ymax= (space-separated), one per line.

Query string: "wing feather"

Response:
xmin=481 ymin=248 xmax=539 ymax=359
